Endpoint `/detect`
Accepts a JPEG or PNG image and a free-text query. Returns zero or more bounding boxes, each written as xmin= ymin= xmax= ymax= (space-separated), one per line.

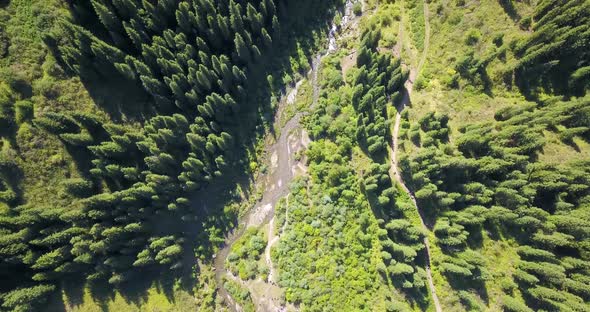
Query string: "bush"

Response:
xmin=458 ymin=291 xmax=482 ymax=310
xmin=414 ymin=77 xmax=427 ymax=90
xmin=500 ymin=278 xmax=517 ymax=294
xmin=0 ymin=31 xmax=8 ymax=58
xmin=353 ymin=2 xmax=362 ymax=16
xmin=63 ymin=178 xmax=94 ymax=198
xmin=14 ymin=100 xmax=33 ymax=124
xmin=502 ymin=295 xmax=533 ymax=312
xmin=493 ymin=33 xmax=504 ymax=47
xmin=519 ymin=17 xmax=531 ymax=30
xmin=334 ymin=12 xmax=342 ymax=26
xmin=380 ymin=30 xmax=397 ymax=48
xmin=464 ymin=29 xmax=481 ymax=45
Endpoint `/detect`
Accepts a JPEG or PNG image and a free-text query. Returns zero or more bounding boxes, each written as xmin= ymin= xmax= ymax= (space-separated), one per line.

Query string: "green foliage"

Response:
xmin=224 ymin=278 xmax=255 ymax=312
xmin=353 ymin=2 xmax=363 ymax=16
xmin=513 ymin=0 xmax=590 ymax=96
xmin=1 ymin=0 xmax=588 ymax=310
xmin=406 ymin=0 xmax=426 ymax=51
xmin=502 ymin=295 xmax=533 ymax=312
xmin=280 ymin=16 xmax=425 ymax=309
xmin=227 ymin=227 xmax=267 ymax=280
xmin=14 ymin=100 xmax=33 ymax=125
xmin=464 ymin=29 xmax=481 ymax=46
xmin=1 ymin=284 xmax=55 ymax=312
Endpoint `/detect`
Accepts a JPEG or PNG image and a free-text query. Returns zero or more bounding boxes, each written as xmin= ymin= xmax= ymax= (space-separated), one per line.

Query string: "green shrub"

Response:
xmin=14 ymin=100 xmax=33 ymax=124
xmin=63 ymin=178 xmax=94 ymax=198
xmin=414 ymin=77 xmax=427 ymax=90
xmin=353 ymin=2 xmax=362 ymax=16
xmin=519 ymin=17 xmax=531 ymax=30
xmin=464 ymin=29 xmax=481 ymax=45
xmin=500 ymin=278 xmax=517 ymax=294
xmin=493 ymin=33 xmax=505 ymax=47
xmin=502 ymin=295 xmax=533 ymax=312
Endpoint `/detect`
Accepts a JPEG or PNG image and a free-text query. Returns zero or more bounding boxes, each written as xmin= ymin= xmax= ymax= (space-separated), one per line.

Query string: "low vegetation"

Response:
xmin=226 ymin=227 xmax=268 ymax=281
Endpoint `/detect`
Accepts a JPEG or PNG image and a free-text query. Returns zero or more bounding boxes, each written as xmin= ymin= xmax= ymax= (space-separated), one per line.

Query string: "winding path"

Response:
xmin=390 ymin=1 xmax=442 ymax=312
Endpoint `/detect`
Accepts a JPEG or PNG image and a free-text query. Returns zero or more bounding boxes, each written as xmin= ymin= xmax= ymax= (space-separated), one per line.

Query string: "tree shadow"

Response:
xmin=76 ymin=70 xmax=156 ymax=123
xmin=63 ymin=144 xmax=99 ymax=178
xmin=60 ymin=275 xmax=86 ymax=308
xmin=11 ymin=78 xmax=33 ymax=99
xmin=115 ymin=269 xmax=174 ymax=305
xmin=59 ymin=265 xmax=190 ymax=312
xmin=414 ymin=198 xmax=438 ymax=229
xmin=464 ymin=226 xmax=484 ymax=249
xmin=47 ymin=289 xmax=68 ymax=312
xmin=479 ymin=68 xmax=494 ymax=97
xmin=402 ymin=286 xmax=431 ymax=311
xmin=0 ymin=158 xmax=24 ymax=206
xmin=41 ymin=0 xmax=345 ymax=310
xmin=564 ymin=139 xmax=582 ymax=152
xmin=364 ymin=184 xmax=387 ymax=220
xmin=445 ymin=273 xmax=490 ymax=305
xmin=498 ymin=0 xmax=521 ymax=21
xmin=86 ymin=279 xmax=116 ymax=312
xmin=485 ymin=223 xmax=506 ymax=241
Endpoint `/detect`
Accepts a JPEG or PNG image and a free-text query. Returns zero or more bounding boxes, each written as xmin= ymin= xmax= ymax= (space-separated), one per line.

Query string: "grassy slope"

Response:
xmin=0 ymin=0 xmax=109 ymax=208
xmin=399 ymin=0 xmax=588 ymax=311
xmin=64 ymin=286 xmax=198 ymax=312
xmin=411 ymin=0 xmax=533 ymax=127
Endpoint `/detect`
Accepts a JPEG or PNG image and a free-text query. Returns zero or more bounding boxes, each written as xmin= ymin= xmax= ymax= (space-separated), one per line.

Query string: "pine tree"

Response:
xmin=234 ymin=33 xmax=251 ymax=63
xmin=1 ymin=284 xmax=56 ymax=312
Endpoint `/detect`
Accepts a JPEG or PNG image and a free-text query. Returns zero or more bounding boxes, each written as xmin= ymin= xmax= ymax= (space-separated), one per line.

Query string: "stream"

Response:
xmin=213 ymin=2 xmax=358 ymax=311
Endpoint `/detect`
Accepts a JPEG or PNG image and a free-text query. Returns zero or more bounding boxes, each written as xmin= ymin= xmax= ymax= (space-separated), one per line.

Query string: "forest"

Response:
xmin=0 ymin=0 xmax=588 ymax=311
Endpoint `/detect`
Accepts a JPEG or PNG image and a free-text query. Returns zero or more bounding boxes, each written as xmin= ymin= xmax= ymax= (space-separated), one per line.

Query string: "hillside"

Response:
xmin=0 ymin=0 xmax=588 ymax=311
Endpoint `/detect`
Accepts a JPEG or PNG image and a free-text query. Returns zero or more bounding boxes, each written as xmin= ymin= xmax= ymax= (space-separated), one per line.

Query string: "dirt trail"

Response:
xmin=390 ymin=1 xmax=442 ymax=312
